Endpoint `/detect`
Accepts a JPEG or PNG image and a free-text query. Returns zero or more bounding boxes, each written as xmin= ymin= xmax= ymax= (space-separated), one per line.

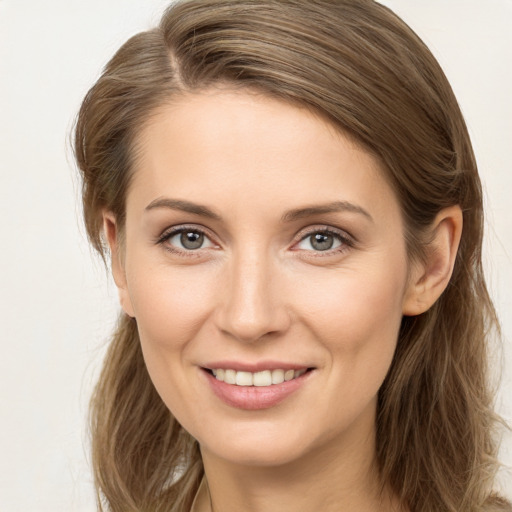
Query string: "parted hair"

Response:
xmin=73 ymin=1 xmax=511 ymax=511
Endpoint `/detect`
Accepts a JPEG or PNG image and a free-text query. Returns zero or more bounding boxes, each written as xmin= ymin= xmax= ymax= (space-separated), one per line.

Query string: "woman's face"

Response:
xmin=113 ymin=89 xmax=415 ymax=467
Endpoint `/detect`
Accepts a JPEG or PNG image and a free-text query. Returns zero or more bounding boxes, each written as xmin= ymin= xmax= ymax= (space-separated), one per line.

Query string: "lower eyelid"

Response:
xmin=157 ymin=226 xmax=353 ymax=256
xmin=157 ymin=227 xmax=216 ymax=250
xmin=295 ymin=230 xmax=352 ymax=248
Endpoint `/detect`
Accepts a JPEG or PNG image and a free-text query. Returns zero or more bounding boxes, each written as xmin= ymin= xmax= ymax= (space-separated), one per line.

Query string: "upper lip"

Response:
xmin=202 ymin=361 xmax=313 ymax=372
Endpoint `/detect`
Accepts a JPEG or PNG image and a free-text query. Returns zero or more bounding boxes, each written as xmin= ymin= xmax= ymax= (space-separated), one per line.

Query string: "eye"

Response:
xmin=158 ymin=226 xmax=216 ymax=253
xmin=295 ymin=228 xmax=351 ymax=253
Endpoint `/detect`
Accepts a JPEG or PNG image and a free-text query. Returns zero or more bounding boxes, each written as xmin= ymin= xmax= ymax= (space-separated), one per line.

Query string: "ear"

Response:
xmin=402 ymin=205 xmax=463 ymax=316
xmin=102 ymin=211 xmax=135 ymax=318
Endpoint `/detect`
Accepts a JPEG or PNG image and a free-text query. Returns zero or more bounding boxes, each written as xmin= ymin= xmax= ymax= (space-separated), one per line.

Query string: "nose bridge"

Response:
xmin=216 ymin=244 xmax=289 ymax=343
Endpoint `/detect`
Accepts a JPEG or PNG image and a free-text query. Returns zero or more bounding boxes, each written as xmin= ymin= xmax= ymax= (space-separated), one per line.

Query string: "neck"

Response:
xmin=199 ymin=407 xmax=403 ymax=512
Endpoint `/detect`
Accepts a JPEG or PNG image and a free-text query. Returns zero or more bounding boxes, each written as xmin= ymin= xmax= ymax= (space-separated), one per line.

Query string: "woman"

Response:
xmin=74 ymin=1 xmax=511 ymax=511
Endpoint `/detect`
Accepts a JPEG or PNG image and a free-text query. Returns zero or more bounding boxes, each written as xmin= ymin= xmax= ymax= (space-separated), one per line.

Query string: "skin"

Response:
xmin=104 ymin=88 xmax=462 ymax=512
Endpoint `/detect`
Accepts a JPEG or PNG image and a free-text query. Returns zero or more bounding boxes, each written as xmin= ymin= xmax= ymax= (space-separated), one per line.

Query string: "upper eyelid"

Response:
xmin=158 ymin=224 xmax=351 ymax=239
xmin=294 ymin=225 xmax=355 ymax=247
xmin=156 ymin=226 xmax=217 ymax=257
xmin=158 ymin=224 xmax=217 ymax=243
xmin=158 ymin=224 xmax=353 ymax=251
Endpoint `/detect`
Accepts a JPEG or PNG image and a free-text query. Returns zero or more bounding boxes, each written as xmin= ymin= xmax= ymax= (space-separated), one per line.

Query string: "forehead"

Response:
xmin=127 ymin=89 xmax=400 ymax=224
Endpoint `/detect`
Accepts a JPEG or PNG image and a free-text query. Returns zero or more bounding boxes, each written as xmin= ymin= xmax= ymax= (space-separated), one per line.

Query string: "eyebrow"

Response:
xmin=145 ymin=198 xmax=222 ymax=220
xmin=281 ymin=201 xmax=373 ymax=223
xmin=145 ymin=197 xmax=373 ymax=223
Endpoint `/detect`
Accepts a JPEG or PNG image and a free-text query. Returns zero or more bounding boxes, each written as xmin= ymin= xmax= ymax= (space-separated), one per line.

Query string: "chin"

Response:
xmin=203 ymin=440 xmax=307 ymax=468
xmin=196 ymin=423 xmax=314 ymax=467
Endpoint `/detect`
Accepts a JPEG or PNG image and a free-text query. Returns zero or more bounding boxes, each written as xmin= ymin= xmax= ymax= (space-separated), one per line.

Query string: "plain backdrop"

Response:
xmin=0 ymin=0 xmax=511 ymax=510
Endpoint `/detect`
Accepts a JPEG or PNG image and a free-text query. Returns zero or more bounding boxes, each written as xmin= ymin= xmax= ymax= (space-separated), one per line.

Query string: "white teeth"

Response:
xmin=253 ymin=370 xmax=272 ymax=387
xmin=224 ymin=369 xmax=236 ymax=384
xmin=211 ymin=368 xmax=308 ymax=386
xmin=271 ymin=369 xmax=285 ymax=384
xmin=235 ymin=371 xmax=253 ymax=386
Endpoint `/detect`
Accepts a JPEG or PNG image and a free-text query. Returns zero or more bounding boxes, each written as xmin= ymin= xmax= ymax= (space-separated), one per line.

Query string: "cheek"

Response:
xmin=126 ymin=260 xmax=219 ymax=349
xmin=302 ymin=261 xmax=405 ymax=335
xmin=124 ymin=260 xmax=221 ymax=421
xmin=298 ymin=261 xmax=406 ymax=386
xmin=291 ymin=267 xmax=406 ymax=442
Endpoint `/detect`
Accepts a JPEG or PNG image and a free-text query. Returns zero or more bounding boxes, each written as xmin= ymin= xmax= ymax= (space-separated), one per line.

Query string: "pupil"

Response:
xmin=311 ymin=233 xmax=333 ymax=251
xmin=180 ymin=231 xmax=203 ymax=250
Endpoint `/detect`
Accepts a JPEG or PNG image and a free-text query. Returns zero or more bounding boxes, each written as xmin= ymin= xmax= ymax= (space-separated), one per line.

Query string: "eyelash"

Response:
xmin=294 ymin=228 xmax=354 ymax=257
xmin=156 ymin=225 xmax=217 ymax=259
xmin=156 ymin=225 xmax=354 ymax=258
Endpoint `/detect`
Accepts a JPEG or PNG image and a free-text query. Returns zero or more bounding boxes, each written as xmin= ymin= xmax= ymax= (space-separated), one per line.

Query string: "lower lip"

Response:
xmin=203 ymin=369 xmax=312 ymax=410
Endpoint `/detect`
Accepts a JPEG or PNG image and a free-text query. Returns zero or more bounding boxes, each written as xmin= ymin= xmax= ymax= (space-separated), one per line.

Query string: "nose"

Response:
xmin=214 ymin=249 xmax=291 ymax=343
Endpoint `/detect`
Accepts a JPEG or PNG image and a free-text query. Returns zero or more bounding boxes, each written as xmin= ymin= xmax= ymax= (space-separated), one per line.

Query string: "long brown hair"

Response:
xmin=73 ymin=1 xmax=511 ymax=510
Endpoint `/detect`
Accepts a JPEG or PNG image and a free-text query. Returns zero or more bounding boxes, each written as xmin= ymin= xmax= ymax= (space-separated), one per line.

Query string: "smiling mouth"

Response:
xmin=204 ymin=368 xmax=313 ymax=387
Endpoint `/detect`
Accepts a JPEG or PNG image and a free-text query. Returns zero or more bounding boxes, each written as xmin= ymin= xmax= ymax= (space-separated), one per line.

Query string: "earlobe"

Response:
xmin=402 ymin=205 xmax=463 ymax=316
xmin=102 ymin=211 xmax=135 ymax=318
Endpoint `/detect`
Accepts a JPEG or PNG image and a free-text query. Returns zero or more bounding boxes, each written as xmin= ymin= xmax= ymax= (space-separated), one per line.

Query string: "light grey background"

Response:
xmin=0 ymin=1 xmax=510 ymax=510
